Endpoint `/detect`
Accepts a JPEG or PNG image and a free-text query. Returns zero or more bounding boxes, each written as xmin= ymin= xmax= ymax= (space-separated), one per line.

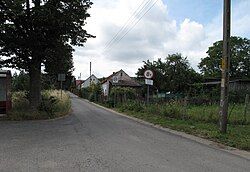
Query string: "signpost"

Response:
xmin=112 ymin=76 xmax=119 ymax=107
xmin=145 ymin=79 xmax=153 ymax=86
xmin=144 ymin=70 xmax=154 ymax=104
xmin=144 ymin=70 xmax=154 ymax=79
xmin=58 ymin=74 xmax=66 ymax=99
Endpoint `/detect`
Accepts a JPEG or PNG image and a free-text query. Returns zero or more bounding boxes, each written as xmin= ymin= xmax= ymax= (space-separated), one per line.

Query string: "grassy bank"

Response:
xmin=6 ymin=90 xmax=71 ymax=120
xmin=108 ymin=101 xmax=249 ymax=150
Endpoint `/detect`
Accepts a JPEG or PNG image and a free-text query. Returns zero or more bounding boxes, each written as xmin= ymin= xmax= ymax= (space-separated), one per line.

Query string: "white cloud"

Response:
xmin=73 ymin=0 xmax=250 ymax=79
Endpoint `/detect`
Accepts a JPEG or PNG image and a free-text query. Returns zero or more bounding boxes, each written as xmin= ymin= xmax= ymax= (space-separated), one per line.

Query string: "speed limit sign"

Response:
xmin=144 ymin=70 xmax=154 ymax=79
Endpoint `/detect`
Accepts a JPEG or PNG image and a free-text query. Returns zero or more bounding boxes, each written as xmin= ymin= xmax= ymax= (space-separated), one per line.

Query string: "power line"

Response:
xmin=103 ymin=0 xmax=154 ymax=53
xmin=104 ymin=0 xmax=159 ymax=55
xmin=103 ymin=0 xmax=157 ymax=54
xmin=103 ymin=0 xmax=154 ymax=51
xmin=103 ymin=0 xmax=150 ymax=51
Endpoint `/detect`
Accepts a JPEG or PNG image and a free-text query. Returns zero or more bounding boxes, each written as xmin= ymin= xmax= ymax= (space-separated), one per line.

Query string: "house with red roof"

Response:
xmin=102 ymin=69 xmax=141 ymax=96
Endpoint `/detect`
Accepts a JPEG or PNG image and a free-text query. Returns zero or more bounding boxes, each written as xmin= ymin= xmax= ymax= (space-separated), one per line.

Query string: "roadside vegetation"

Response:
xmin=6 ymin=90 xmax=71 ymax=121
xmin=109 ymin=101 xmax=250 ymax=150
xmin=77 ymin=82 xmax=250 ymax=150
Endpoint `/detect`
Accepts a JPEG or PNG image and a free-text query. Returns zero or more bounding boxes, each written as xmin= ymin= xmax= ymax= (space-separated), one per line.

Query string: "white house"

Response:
xmin=82 ymin=74 xmax=99 ymax=88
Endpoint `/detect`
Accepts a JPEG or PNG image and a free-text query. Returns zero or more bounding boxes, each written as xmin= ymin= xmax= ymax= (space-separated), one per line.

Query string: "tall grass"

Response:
xmin=116 ymin=101 xmax=250 ymax=125
xmin=7 ymin=90 xmax=71 ymax=120
xmin=42 ymin=90 xmax=71 ymax=117
xmin=114 ymin=101 xmax=250 ymax=150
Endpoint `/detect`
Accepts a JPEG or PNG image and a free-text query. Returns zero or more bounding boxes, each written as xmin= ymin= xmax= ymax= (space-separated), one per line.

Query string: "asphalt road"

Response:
xmin=0 ymin=94 xmax=249 ymax=172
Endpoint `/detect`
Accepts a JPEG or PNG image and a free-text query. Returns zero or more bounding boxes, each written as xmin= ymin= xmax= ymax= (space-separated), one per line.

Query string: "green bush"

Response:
xmin=143 ymin=103 xmax=162 ymax=116
xmin=11 ymin=91 xmax=29 ymax=110
xmin=39 ymin=94 xmax=59 ymax=118
xmin=110 ymin=87 xmax=136 ymax=104
xmin=7 ymin=90 xmax=71 ymax=120
xmin=118 ymin=101 xmax=144 ymax=112
xmin=229 ymin=91 xmax=250 ymax=103
xmin=114 ymin=100 xmax=249 ymax=125
xmin=162 ymin=102 xmax=184 ymax=119
xmin=80 ymin=83 xmax=102 ymax=102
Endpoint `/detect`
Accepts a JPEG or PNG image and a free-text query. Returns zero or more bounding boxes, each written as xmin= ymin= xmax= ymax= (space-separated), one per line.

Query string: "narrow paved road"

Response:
xmin=0 ymin=94 xmax=249 ymax=172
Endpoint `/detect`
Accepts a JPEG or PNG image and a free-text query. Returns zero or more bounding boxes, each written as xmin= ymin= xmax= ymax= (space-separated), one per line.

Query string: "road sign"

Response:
xmin=112 ymin=76 xmax=119 ymax=83
xmin=145 ymin=79 xmax=153 ymax=85
xmin=144 ymin=70 xmax=154 ymax=79
xmin=58 ymin=74 xmax=66 ymax=81
xmin=0 ymin=74 xmax=7 ymax=77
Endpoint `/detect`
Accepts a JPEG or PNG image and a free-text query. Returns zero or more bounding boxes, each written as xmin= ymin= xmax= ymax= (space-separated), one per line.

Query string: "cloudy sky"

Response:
xmin=73 ymin=0 xmax=250 ymax=80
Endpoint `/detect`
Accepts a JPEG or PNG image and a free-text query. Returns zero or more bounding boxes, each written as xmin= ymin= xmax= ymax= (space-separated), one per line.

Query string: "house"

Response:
xmin=102 ymin=69 xmax=141 ymax=96
xmin=75 ymin=80 xmax=84 ymax=90
xmin=81 ymin=74 xmax=99 ymax=88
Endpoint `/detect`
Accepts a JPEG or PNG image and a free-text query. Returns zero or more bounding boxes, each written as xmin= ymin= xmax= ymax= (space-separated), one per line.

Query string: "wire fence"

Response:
xmin=74 ymin=86 xmax=250 ymax=125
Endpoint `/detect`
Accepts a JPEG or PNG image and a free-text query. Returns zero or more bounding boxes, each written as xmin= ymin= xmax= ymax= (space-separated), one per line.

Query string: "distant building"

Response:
xmin=102 ymin=69 xmax=141 ymax=96
xmin=199 ymin=79 xmax=250 ymax=91
xmin=82 ymin=74 xmax=99 ymax=88
xmin=75 ymin=80 xmax=84 ymax=90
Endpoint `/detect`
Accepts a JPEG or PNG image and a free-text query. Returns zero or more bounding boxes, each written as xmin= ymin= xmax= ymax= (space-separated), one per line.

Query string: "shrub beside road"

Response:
xmin=5 ymin=90 xmax=71 ymax=120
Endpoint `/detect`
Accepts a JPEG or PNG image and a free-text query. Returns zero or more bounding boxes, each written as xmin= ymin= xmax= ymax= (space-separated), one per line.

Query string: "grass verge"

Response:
xmin=4 ymin=90 xmax=71 ymax=121
xmin=102 ymin=101 xmax=250 ymax=151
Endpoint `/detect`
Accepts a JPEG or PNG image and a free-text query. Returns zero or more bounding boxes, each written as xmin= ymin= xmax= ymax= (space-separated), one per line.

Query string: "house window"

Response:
xmin=120 ymin=73 xmax=123 ymax=77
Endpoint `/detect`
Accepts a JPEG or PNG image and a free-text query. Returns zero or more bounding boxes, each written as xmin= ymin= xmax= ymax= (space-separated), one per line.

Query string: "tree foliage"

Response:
xmin=199 ymin=36 xmax=250 ymax=78
xmin=0 ymin=0 xmax=94 ymax=108
xmin=136 ymin=53 xmax=202 ymax=93
xmin=110 ymin=87 xmax=137 ymax=104
xmin=12 ymin=71 xmax=30 ymax=92
xmin=43 ymin=42 xmax=75 ymax=89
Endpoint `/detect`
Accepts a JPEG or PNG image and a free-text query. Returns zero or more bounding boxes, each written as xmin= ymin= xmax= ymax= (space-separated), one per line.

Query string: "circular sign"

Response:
xmin=144 ymin=70 xmax=154 ymax=79
xmin=112 ymin=76 xmax=119 ymax=83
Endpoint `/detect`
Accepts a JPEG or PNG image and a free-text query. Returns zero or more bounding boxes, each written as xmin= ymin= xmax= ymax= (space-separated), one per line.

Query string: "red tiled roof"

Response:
xmin=76 ymin=80 xmax=84 ymax=86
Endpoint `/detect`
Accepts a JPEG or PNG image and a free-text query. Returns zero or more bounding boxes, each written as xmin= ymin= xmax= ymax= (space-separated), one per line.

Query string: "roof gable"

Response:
xmin=102 ymin=69 xmax=141 ymax=87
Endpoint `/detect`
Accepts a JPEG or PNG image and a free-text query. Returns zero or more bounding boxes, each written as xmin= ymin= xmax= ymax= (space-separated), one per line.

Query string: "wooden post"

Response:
xmin=60 ymin=80 xmax=63 ymax=99
xmin=219 ymin=0 xmax=231 ymax=133
xmin=244 ymin=94 xmax=249 ymax=124
xmin=184 ymin=96 xmax=188 ymax=119
xmin=147 ymin=85 xmax=149 ymax=104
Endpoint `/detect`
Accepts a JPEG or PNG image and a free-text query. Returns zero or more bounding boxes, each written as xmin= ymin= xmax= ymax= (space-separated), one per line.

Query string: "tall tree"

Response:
xmin=164 ymin=54 xmax=201 ymax=93
xmin=199 ymin=36 xmax=250 ymax=78
xmin=0 ymin=0 xmax=94 ymax=109
xmin=137 ymin=53 xmax=202 ymax=93
xmin=136 ymin=59 xmax=166 ymax=92
xmin=44 ymin=42 xmax=74 ymax=89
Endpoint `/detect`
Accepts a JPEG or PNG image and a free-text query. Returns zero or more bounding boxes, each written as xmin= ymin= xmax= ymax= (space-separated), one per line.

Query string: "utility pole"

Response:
xmin=219 ymin=0 xmax=231 ymax=133
xmin=146 ymin=85 xmax=150 ymax=104
xmin=90 ymin=61 xmax=92 ymax=85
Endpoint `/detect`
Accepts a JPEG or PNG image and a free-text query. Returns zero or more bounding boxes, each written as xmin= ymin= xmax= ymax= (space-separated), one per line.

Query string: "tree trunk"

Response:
xmin=29 ymin=59 xmax=41 ymax=110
